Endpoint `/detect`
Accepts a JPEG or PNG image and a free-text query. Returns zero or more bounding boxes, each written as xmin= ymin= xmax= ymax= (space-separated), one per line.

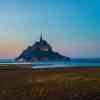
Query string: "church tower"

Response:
xmin=40 ymin=32 xmax=43 ymax=42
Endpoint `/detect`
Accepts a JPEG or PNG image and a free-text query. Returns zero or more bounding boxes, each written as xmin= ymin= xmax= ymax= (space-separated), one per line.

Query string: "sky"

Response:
xmin=0 ymin=0 xmax=99 ymax=58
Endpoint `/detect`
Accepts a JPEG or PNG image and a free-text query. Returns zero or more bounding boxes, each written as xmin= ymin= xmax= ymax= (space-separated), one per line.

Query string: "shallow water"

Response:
xmin=0 ymin=58 xmax=100 ymax=69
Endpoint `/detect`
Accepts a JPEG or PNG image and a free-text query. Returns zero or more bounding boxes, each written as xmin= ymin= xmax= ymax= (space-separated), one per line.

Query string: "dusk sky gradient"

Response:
xmin=0 ymin=0 xmax=99 ymax=58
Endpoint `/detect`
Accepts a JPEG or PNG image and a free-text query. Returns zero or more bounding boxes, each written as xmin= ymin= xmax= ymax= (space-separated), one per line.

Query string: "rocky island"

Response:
xmin=15 ymin=33 xmax=71 ymax=62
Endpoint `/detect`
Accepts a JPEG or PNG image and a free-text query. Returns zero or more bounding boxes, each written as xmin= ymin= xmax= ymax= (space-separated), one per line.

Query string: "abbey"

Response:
xmin=16 ymin=33 xmax=70 ymax=62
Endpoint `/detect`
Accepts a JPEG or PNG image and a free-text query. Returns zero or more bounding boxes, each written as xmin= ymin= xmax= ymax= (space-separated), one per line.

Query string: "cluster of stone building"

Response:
xmin=16 ymin=33 xmax=70 ymax=62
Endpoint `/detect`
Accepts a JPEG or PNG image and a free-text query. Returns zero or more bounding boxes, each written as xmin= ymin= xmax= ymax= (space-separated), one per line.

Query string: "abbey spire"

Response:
xmin=40 ymin=32 xmax=43 ymax=42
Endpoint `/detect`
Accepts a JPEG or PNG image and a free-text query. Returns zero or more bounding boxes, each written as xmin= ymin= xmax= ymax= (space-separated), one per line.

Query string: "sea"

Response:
xmin=0 ymin=58 xmax=100 ymax=69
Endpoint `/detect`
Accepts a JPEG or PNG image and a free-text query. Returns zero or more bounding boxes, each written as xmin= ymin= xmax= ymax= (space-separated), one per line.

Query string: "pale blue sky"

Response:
xmin=0 ymin=0 xmax=99 ymax=58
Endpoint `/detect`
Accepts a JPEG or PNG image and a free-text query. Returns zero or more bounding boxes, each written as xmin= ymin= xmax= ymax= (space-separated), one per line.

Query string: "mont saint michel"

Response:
xmin=16 ymin=33 xmax=70 ymax=62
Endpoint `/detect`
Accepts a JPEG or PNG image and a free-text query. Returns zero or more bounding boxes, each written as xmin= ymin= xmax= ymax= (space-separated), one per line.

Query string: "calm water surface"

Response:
xmin=0 ymin=58 xmax=100 ymax=69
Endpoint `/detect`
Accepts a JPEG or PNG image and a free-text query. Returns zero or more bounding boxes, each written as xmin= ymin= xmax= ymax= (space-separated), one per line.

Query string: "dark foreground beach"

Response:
xmin=0 ymin=65 xmax=100 ymax=100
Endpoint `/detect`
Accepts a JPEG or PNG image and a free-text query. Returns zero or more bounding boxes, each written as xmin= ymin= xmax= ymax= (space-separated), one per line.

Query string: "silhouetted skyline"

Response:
xmin=16 ymin=34 xmax=70 ymax=62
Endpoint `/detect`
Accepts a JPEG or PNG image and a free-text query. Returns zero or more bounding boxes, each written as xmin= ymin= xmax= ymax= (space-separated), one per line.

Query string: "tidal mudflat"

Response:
xmin=0 ymin=66 xmax=100 ymax=100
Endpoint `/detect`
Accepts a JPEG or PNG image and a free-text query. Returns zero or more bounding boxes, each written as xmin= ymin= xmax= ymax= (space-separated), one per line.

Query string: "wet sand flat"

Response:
xmin=0 ymin=65 xmax=100 ymax=100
